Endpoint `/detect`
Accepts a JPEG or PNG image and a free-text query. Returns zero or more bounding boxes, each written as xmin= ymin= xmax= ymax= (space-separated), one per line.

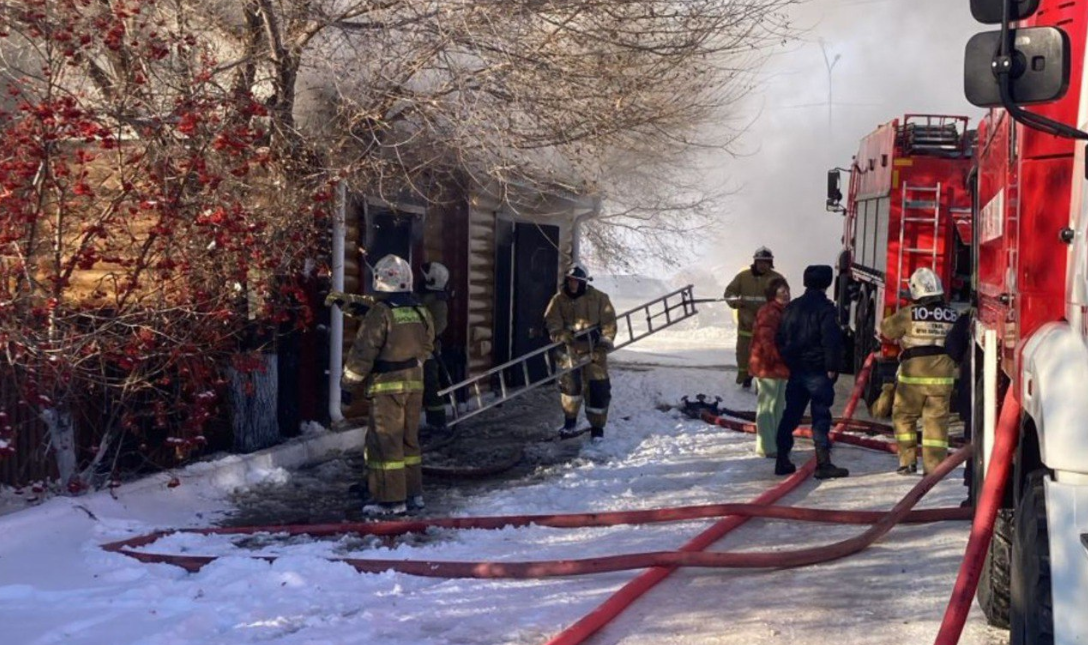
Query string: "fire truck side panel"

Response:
xmin=973 ymin=4 xmax=1088 ymax=642
xmin=1018 ymin=155 xmax=1073 ymax=339
xmin=846 ymin=119 xmax=972 ymax=347
xmin=854 ymin=121 xmax=896 ymax=200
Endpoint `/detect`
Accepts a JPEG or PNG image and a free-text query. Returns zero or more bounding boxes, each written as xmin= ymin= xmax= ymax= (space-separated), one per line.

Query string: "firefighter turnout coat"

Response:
xmin=544 ymin=285 xmax=618 ymax=430
xmin=342 ymin=295 xmax=435 ymax=503
xmin=880 ymin=300 xmax=958 ymax=473
xmin=724 ymin=266 xmax=784 ymax=383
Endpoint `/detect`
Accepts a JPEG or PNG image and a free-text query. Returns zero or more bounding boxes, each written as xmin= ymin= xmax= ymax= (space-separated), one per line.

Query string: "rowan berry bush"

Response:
xmin=0 ymin=0 xmax=322 ymax=488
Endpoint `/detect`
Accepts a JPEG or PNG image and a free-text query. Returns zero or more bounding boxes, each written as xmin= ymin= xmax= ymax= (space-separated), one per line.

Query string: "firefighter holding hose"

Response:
xmin=880 ymin=267 xmax=958 ymax=476
xmin=724 ymin=247 xmax=784 ymax=389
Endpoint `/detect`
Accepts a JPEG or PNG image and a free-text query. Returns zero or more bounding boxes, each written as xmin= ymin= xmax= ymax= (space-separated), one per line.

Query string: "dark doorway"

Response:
xmin=496 ymin=223 xmax=560 ymax=385
xmin=364 ymin=205 xmax=418 ymax=292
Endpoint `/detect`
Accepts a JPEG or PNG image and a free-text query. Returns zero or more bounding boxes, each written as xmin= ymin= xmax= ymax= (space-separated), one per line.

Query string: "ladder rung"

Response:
xmin=904 ymin=186 xmax=940 ymax=193
xmin=902 ymin=217 xmax=939 ymax=223
xmin=437 ymin=285 xmax=700 ymax=427
xmin=903 ymin=247 xmax=937 ymax=253
xmin=904 ymin=200 xmax=938 ymax=209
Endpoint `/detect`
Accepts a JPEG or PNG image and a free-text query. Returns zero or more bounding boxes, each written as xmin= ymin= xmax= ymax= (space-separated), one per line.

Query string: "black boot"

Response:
xmin=814 ymin=446 xmax=849 ymax=479
xmin=774 ymin=454 xmax=796 ymax=476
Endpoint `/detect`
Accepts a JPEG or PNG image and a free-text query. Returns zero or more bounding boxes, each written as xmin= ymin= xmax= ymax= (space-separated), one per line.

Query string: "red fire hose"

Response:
xmin=103 ymin=449 xmax=967 ymax=579
xmin=933 ymin=388 xmax=1021 ymax=645
xmin=100 ymin=353 xmax=972 ymax=641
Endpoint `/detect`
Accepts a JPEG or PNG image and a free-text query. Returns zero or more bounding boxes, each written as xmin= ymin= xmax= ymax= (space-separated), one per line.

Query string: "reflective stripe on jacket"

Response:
xmin=343 ymin=297 xmax=435 ymax=396
xmin=880 ymin=302 xmax=957 ymax=381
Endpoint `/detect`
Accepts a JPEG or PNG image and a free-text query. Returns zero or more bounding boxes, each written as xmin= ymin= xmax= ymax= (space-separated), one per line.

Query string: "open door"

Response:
xmin=493 ymin=221 xmax=560 ymax=386
xmin=364 ymin=204 xmax=419 ymax=292
xmin=512 ymin=223 xmax=559 ymax=383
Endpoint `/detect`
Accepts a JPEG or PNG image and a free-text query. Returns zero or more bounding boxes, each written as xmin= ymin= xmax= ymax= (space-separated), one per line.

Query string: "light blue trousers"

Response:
xmin=755 ymin=377 xmax=786 ymax=457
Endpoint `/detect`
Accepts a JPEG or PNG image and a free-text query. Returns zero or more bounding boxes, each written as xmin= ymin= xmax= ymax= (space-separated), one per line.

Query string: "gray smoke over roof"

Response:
xmin=690 ymin=0 xmax=983 ymax=291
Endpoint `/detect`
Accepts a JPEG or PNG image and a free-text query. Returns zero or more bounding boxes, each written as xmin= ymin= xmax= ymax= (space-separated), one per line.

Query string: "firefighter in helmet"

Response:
xmin=880 ymin=267 xmax=959 ymax=475
xmin=341 ymin=254 xmax=435 ymax=516
xmin=419 ymin=261 xmax=450 ymax=432
xmin=545 ymin=263 xmax=618 ymax=440
xmin=724 ymin=246 xmax=784 ymax=389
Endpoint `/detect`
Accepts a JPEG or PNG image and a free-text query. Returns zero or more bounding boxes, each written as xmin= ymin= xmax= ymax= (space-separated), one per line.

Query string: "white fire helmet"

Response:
xmin=753 ymin=246 xmax=774 ymax=262
xmin=422 ymin=261 xmax=450 ymax=290
xmin=565 ymin=263 xmax=590 ymax=282
xmin=908 ymin=267 xmax=944 ymax=301
xmin=373 ymin=254 xmax=413 ymax=293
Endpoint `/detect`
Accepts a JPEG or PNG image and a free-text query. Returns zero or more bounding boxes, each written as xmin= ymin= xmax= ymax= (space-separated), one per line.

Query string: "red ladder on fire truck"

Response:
xmin=895 ymin=183 xmax=942 ymax=311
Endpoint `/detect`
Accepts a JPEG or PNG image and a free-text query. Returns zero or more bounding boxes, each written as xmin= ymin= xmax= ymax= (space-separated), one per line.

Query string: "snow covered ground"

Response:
xmin=0 ymin=327 xmax=1007 ymax=645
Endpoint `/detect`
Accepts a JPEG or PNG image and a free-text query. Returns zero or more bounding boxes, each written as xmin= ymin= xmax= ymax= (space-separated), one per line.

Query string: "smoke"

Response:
xmin=685 ymin=0 xmax=983 ymax=293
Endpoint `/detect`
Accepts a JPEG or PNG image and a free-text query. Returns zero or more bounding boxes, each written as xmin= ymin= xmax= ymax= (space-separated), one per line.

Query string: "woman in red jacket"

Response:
xmin=748 ymin=277 xmax=791 ymax=457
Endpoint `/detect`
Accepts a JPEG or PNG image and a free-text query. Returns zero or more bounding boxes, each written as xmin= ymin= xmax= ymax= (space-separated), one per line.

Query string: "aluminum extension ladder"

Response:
xmin=895 ymin=183 xmax=941 ymax=311
xmin=438 ymin=285 xmax=698 ymax=427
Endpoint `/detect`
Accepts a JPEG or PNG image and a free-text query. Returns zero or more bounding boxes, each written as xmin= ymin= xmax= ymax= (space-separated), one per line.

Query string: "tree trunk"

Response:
xmin=40 ymin=405 xmax=77 ymax=487
xmin=229 ymin=354 xmax=281 ymax=452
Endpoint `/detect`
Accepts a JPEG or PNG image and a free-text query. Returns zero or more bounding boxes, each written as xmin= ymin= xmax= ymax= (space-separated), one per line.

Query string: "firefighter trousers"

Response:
xmin=892 ymin=382 xmax=952 ymax=473
xmin=366 ymin=391 xmax=423 ymax=503
xmin=558 ymin=348 xmax=611 ymax=429
xmin=422 ymin=356 xmax=446 ymax=429
xmin=735 ymin=331 xmax=753 ymax=384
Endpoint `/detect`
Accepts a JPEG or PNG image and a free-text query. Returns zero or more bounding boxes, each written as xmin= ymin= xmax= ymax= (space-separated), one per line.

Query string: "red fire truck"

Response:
xmin=826 ymin=115 xmax=974 ymax=399
xmin=961 ymin=1 xmax=1088 ymax=643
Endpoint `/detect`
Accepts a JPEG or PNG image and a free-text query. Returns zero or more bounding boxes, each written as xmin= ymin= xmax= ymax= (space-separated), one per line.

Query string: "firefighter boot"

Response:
xmin=362 ymin=500 xmax=407 ymax=517
xmin=814 ymin=446 xmax=849 ymax=479
xmin=590 ymin=427 xmax=604 ymax=443
xmin=557 ymin=416 xmax=579 ymax=439
xmin=774 ymin=454 xmax=796 ymax=476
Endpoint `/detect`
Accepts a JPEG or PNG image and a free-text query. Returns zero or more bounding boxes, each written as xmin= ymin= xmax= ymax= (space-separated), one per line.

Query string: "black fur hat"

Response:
xmin=803 ymin=265 xmax=833 ymax=290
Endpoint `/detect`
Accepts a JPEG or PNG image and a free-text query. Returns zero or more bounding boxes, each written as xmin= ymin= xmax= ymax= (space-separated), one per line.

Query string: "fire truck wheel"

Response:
xmin=1009 ymin=470 xmax=1054 ymax=645
xmin=978 ymin=508 xmax=1013 ymax=629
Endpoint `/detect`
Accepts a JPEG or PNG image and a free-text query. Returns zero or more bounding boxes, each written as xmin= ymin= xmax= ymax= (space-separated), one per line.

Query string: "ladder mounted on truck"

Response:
xmin=438 ymin=285 xmax=698 ymax=427
xmin=895 ymin=183 xmax=942 ymax=312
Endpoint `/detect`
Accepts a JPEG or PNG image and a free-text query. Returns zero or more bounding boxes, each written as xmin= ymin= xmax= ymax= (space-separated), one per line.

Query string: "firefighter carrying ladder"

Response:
xmin=895 ymin=183 xmax=942 ymax=311
xmin=438 ymin=285 xmax=698 ymax=427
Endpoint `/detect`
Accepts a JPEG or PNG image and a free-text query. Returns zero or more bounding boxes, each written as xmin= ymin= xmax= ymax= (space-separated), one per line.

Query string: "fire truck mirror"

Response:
xmin=970 ymin=0 xmax=1039 ymax=24
xmin=964 ymin=27 xmax=1070 ymax=108
xmin=826 ymin=169 xmax=843 ymax=212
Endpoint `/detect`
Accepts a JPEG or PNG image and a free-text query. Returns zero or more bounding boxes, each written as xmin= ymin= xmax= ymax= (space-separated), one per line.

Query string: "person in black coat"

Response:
xmin=944 ymin=306 xmax=975 ymax=502
xmin=774 ymin=265 xmax=849 ymax=479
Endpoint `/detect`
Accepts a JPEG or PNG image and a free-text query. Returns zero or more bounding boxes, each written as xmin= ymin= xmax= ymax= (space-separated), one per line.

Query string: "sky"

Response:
xmin=681 ymin=0 xmax=984 ymax=291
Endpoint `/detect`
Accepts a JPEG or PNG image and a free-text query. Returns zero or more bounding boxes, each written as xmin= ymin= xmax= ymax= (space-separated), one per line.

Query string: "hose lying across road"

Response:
xmin=101 ymin=352 xmax=974 ymax=642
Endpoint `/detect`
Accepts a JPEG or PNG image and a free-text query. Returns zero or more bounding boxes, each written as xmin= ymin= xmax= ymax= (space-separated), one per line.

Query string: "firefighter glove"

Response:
xmin=325 ymin=291 xmax=347 ymax=308
xmin=554 ymin=330 xmax=574 ymax=345
xmin=340 ymin=386 xmax=354 ymax=408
